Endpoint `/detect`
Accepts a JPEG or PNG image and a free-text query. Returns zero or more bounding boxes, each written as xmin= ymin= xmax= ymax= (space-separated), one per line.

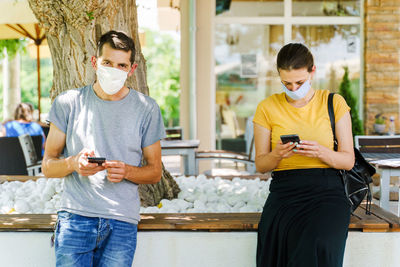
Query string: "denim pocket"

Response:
xmin=57 ymin=210 xmax=73 ymax=220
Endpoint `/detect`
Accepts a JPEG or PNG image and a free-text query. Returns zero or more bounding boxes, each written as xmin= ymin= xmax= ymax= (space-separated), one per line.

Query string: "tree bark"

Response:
xmin=27 ymin=0 xmax=180 ymax=206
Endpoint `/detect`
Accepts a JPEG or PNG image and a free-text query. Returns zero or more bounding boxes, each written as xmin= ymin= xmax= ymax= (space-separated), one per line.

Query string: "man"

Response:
xmin=43 ymin=30 xmax=165 ymax=266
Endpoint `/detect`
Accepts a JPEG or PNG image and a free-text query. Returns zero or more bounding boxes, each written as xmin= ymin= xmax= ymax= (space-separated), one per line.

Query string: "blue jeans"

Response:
xmin=55 ymin=211 xmax=137 ymax=267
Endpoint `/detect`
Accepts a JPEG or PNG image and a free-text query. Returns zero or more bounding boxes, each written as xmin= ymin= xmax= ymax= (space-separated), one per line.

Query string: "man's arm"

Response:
xmin=42 ymin=123 xmax=104 ymax=178
xmin=104 ymin=141 xmax=162 ymax=184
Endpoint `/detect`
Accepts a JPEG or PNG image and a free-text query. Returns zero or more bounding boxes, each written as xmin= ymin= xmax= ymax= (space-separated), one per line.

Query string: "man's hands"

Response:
xmin=103 ymin=161 xmax=127 ymax=183
xmin=72 ymin=149 xmax=127 ymax=183
xmin=72 ymin=149 xmax=105 ymax=176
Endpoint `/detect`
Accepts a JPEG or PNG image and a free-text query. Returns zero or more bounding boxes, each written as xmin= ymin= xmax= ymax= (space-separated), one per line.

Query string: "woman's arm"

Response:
xmin=325 ymin=111 xmax=355 ymax=170
xmin=254 ymin=123 xmax=297 ymax=173
xmin=295 ymin=112 xmax=355 ymax=170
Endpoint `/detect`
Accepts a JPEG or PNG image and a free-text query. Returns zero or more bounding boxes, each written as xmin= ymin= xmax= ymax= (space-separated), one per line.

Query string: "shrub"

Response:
xmin=338 ymin=66 xmax=364 ymax=135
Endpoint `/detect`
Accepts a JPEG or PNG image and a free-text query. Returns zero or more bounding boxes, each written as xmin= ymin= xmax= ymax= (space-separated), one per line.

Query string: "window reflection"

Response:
xmin=292 ymin=0 xmax=360 ymax=16
xmin=216 ymin=0 xmax=284 ymax=17
xmin=292 ymin=25 xmax=360 ymax=98
xmin=215 ymin=24 xmax=283 ymax=151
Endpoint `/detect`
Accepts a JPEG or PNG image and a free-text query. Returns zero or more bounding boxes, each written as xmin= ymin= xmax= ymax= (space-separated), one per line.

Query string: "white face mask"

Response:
xmin=281 ymin=79 xmax=311 ymax=100
xmin=96 ymin=65 xmax=128 ymax=95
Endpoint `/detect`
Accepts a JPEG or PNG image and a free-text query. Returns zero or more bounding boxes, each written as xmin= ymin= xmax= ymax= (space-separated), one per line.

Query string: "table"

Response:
xmin=161 ymin=139 xmax=200 ymax=176
xmin=362 ymin=153 xmax=400 ymax=161
xmin=369 ymin=157 xmax=400 ymax=216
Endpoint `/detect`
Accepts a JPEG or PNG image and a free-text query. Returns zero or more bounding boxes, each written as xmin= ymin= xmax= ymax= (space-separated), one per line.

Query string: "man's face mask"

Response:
xmin=281 ymin=79 xmax=311 ymax=100
xmin=96 ymin=64 xmax=128 ymax=95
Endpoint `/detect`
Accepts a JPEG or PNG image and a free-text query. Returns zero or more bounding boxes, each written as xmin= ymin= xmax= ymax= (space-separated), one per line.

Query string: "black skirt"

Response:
xmin=257 ymin=168 xmax=351 ymax=267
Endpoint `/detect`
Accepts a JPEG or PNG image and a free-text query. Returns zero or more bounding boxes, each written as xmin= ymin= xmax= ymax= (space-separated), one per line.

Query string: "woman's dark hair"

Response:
xmin=14 ymin=103 xmax=34 ymax=121
xmin=97 ymin=30 xmax=136 ymax=64
xmin=276 ymin=43 xmax=314 ymax=72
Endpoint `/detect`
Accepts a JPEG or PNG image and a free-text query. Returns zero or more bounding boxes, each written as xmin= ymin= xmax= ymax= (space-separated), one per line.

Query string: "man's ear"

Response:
xmin=128 ymin=64 xmax=138 ymax=77
xmin=91 ymin=56 xmax=97 ymax=70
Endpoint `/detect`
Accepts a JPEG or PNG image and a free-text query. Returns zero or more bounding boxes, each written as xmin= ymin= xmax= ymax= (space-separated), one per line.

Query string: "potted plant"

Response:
xmin=374 ymin=114 xmax=386 ymax=134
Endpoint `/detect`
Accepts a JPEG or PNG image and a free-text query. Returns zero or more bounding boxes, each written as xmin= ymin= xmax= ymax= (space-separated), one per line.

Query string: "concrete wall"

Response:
xmin=1 ymin=231 xmax=400 ymax=267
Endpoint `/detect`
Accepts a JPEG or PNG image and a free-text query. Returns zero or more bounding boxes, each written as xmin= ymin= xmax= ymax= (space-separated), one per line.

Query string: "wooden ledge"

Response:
xmin=138 ymin=213 xmax=259 ymax=231
xmin=0 ymin=204 xmax=398 ymax=232
xmin=0 ymin=175 xmax=45 ymax=183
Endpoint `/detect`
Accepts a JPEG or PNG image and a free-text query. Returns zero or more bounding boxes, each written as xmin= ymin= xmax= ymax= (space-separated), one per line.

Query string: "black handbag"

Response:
xmin=328 ymin=93 xmax=376 ymax=214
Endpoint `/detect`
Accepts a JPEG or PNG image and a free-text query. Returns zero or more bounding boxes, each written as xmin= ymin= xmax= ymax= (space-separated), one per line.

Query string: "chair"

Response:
xmin=195 ymin=116 xmax=256 ymax=175
xmin=18 ymin=134 xmax=42 ymax=176
xmin=164 ymin=127 xmax=183 ymax=140
xmin=217 ymin=105 xmax=246 ymax=153
xmin=355 ymin=135 xmax=400 ymax=213
xmin=0 ymin=134 xmax=42 ymax=176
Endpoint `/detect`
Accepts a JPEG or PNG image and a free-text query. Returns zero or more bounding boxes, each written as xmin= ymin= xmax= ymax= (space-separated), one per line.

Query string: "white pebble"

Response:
xmin=14 ymin=199 xmax=31 ymax=213
xmin=1 ymin=175 xmax=270 ymax=214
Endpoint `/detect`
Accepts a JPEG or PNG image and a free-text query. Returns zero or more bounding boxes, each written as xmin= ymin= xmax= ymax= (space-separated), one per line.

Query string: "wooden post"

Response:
xmin=36 ymin=43 xmax=41 ymax=122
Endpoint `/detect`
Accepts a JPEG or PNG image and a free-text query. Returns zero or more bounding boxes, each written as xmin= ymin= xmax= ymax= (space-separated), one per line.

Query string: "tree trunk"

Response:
xmin=27 ymin=0 xmax=180 ymax=206
xmin=2 ymin=51 xmax=21 ymax=121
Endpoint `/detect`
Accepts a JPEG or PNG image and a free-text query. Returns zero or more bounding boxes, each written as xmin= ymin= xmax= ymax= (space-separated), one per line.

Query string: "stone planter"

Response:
xmin=374 ymin=123 xmax=386 ymax=134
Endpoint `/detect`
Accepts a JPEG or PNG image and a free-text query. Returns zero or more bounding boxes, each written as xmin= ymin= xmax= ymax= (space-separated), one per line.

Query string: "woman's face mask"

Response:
xmin=281 ymin=79 xmax=311 ymax=100
xmin=96 ymin=64 xmax=128 ymax=95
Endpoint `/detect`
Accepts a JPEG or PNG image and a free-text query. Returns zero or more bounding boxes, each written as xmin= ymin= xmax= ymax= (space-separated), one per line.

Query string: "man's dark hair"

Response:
xmin=97 ymin=30 xmax=136 ymax=64
xmin=276 ymin=43 xmax=314 ymax=72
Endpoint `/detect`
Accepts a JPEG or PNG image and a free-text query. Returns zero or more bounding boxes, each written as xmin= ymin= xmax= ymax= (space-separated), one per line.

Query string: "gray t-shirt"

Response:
xmin=48 ymin=85 xmax=165 ymax=224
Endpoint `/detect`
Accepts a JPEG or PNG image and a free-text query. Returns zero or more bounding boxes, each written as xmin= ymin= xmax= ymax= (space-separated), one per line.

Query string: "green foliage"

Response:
xmin=19 ymin=55 xmax=53 ymax=121
xmin=0 ymin=47 xmax=53 ymax=122
xmin=0 ymin=72 xmax=3 ymax=120
xmin=0 ymin=39 xmax=28 ymax=121
xmin=0 ymin=39 xmax=27 ymax=60
xmin=86 ymin=11 xmax=94 ymax=21
xmin=338 ymin=66 xmax=364 ymax=135
xmin=142 ymin=30 xmax=180 ymax=127
xmin=375 ymin=114 xmax=386 ymax=125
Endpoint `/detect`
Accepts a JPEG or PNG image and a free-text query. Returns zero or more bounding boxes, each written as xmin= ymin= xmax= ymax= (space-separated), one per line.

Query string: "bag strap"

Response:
xmin=327 ymin=93 xmax=337 ymax=151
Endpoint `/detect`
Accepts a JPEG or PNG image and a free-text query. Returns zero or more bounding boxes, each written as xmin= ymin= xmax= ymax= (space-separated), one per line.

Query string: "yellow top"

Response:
xmin=253 ymin=90 xmax=350 ymax=171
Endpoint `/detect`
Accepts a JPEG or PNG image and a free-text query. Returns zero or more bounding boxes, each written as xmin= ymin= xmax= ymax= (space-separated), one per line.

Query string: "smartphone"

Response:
xmin=87 ymin=157 xmax=106 ymax=165
xmin=280 ymin=134 xmax=301 ymax=144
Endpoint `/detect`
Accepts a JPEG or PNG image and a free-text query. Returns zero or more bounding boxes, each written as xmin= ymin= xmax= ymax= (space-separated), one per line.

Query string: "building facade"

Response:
xmin=179 ymin=0 xmax=400 ymax=154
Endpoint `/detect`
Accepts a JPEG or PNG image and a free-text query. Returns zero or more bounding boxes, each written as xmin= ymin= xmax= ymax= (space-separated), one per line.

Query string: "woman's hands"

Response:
xmin=292 ymin=140 xmax=328 ymax=159
xmin=272 ymin=141 xmax=298 ymax=159
xmin=273 ymin=140 xmax=328 ymax=160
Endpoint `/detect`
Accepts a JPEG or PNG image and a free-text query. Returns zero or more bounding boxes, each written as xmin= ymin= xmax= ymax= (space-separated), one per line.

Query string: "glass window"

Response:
xmin=292 ymin=25 xmax=361 ymax=98
xmin=292 ymin=0 xmax=360 ymax=17
xmin=216 ymin=0 xmax=284 ymax=17
xmin=215 ymin=24 xmax=283 ymax=149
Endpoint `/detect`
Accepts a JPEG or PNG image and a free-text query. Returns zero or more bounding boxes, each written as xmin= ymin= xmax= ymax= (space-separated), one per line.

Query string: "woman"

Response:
xmin=3 ymin=103 xmax=46 ymax=156
xmin=253 ymin=43 xmax=354 ymax=267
